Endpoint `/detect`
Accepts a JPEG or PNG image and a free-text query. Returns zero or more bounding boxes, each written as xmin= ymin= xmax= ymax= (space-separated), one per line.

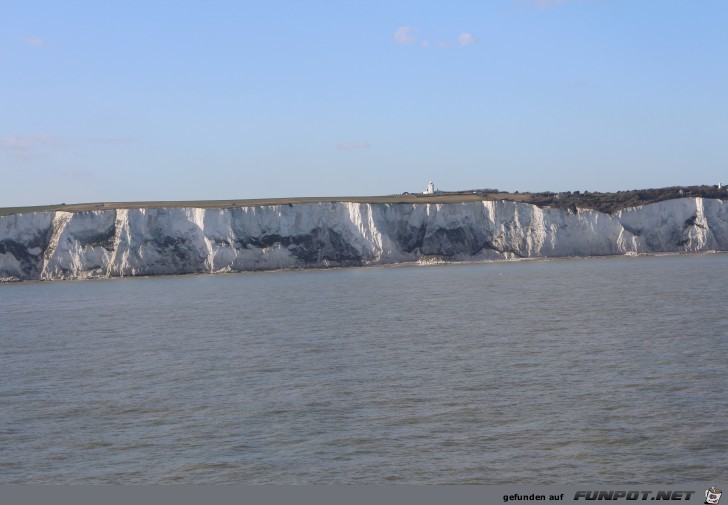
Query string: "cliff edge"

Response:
xmin=1 ymin=197 xmax=727 ymax=281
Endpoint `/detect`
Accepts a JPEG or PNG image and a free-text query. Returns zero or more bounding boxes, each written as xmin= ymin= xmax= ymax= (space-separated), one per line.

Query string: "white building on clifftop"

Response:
xmin=423 ymin=181 xmax=435 ymax=195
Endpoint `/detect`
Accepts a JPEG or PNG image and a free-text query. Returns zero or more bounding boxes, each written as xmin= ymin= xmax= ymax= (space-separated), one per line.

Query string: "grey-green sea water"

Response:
xmin=1 ymin=254 xmax=726 ymax=483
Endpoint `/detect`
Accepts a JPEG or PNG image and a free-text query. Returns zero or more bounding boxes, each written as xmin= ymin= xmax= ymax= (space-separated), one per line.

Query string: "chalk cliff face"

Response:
xmin=1 ymin=197 xmax=727 ymax=281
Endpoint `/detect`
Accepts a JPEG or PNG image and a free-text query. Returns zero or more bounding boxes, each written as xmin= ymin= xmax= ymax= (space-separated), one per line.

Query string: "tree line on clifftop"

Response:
xmin=460 ymin=185 xmax=727 ymax=214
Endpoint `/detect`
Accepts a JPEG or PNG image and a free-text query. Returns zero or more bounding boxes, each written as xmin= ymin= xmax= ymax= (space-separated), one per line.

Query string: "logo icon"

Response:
xmin=706 ymin=487 xmax=722 ymax=505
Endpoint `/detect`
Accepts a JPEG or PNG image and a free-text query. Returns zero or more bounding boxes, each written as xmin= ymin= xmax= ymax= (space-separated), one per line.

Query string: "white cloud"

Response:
xmin=458 ymin=33 xmax=476 ymax=46
xmin=394 ymin=26 xmax=417 ymax=45
xmin=26 ymin=36 xmax=45 ymax=47
xmin=338 ymin=141 xmax=370 ymax=151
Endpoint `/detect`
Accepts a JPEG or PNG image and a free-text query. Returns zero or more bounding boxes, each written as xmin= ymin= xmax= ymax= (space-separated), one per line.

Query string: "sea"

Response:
xmin=1 ymin=253 xmax=726 ymax=484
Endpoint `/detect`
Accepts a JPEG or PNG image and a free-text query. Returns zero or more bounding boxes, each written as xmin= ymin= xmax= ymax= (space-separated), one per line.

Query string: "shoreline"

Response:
xmin=2 ymin=250 xmax=725 ymax=285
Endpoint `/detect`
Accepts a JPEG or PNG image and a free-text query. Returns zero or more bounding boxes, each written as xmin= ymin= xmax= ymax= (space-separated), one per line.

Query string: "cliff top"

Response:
xmin=1 ymin=185 xmax=725 ymax=217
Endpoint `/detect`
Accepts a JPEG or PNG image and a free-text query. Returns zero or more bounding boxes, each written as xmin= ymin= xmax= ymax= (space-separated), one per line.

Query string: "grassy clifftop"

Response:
xmin=1 ymin=185 xmax=725 ymax=217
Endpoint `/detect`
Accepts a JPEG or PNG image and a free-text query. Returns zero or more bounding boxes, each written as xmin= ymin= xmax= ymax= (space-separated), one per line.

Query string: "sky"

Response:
xmin=1 ymin=0 xmax=727 ymax=207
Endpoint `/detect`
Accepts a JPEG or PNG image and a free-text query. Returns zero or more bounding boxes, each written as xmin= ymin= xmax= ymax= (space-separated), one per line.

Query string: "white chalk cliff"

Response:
xmin=1 ymin=197 xmax=727 ymax=281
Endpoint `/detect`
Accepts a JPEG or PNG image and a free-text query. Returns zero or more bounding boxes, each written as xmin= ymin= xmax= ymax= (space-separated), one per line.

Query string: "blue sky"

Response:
xmin=1 ymin=0 xmax=727 ymax=206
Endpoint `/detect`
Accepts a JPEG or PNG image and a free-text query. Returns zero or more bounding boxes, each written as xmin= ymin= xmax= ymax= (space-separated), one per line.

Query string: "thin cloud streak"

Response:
xmin=395 ymin=27 xmax=477 ymax=49
xmin=65 ymin=170 xmax=91 ymax=177
xmin=525 ymin=0 xmax=572 ymax=9
xmin=0 ymin=135 xmax=60 ymax=151
xmin=0 ymin=135 xmax=62 ymax=160
xmin=338 ymin=141 xmax=370 ymax=151
xmin=87 ymin=136 xmax=135 ymax=145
